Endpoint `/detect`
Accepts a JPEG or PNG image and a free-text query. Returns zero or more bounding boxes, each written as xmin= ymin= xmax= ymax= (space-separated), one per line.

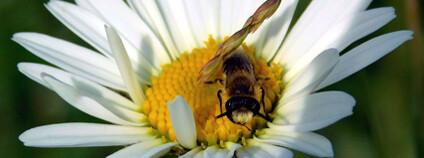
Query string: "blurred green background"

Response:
xmin=0 ymin=0 xmax=422 ymax=157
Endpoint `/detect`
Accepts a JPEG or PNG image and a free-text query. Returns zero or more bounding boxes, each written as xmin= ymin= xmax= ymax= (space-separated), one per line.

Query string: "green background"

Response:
xmin=0 ymin=0 xmax=422 ymax=157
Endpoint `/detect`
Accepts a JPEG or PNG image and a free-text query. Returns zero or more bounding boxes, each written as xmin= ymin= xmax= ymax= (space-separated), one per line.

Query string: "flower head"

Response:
xmin=15 ymin=0 xmax=412 ymax=157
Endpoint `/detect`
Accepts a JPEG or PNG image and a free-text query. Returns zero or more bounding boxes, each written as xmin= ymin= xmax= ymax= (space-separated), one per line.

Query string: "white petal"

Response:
xmin=274 ymin=0 xmax=371 ymax=67
xmin=225 ymin=142 xmax=243 ymax=158
xmin=105 ymin=25 xmax=146 ymax=106
xmin=19 ymin=123 xmax=153 ymax=147
xmin=246 ymin=139 xmax=293 ymax=158
xmin=204 ymin=146 xmax=220 ymax=158
xmin=46 ymin=1 xmax=156 ymax=82
xmin=272 ymin=91 xmax=355 ymax=132
xmin=107 ymin=139 xmax=163 ymax=158
xmin=17 ymin=63 xmax=139 ymax=110
xmin=45 ymin=1 xmax=111 ymax=57
xmin=203 ymin=143 xmax=241 ymax=158
xmin=42 ymin=74 xmax=145 ymax=126
xmin=127 ymin=0 xmax=180 ymax=58
xmin=194 ymin=150 xmax=205 ymax=158
xmin=246 ymin=0 xmax=298 ymax=61
xmin=166 ymin=96 xmax=197 ymax=149
xmin=13 ymin=32 xmax=125 ymax=91
xmin=76 ymin=0 xmax=172 ymax=69
xmin=281 ymin=49 xmax=339 ymax=102
xmin=283 ymin=7 xmax=397 ymax=74
xmin=257 ymin=129 xmax=333 ymax=157
xmin=317 ymin=30 xmax=414 ymax=90
xmin=157 ymin=0 xmax=200 ymax=54
xmin=198 ymin=0 xmax=220 ymax=39
xmin=236 ymin=149 xmax=253 ymax=158
xmin=181 ymin=0 xmax=210 ymax=45
xmin=141 ymin=142 xmax=178 ymax=158
xmin=181 ymin=147 xmax=202 ymax=158
xmin=218 ymin=0 xmax=265 ymax=39
xmin=328 ymin=7 xmax=397 ymax=52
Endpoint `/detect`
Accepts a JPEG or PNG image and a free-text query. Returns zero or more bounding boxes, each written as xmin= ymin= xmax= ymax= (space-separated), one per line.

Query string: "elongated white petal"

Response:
xmin=157 ymin=0 xmax=200 ymax=54
xmin=225 ymin=142 xmax=243 ymax=158
xmin=76 ymin=0 xmax=171 ymax=69
xmin=274 ymin=0 xmax=371 ymax=67
xmin=284 ymin=7 xmax=396 ymax=74
xmin=194 ymin=150 xmax=205 ymax=158
xmin=142 ymin=142 xmax=178 ymax=158
xmin=42 ymin=74 xmax=144 ymax=126
xmin=236 ymin=149 xmax=253 ymax=158
xmin=127 ymin=0 xmax=180 ymax=58
xmin=328 ymin=7 xmax=397 ymax=52
xmin=246 ymin=0 xmax=298 ymax=61
xmin=46 ymin=1 xmax=111 ymax=57
xmin=181 ymin=147 xmax=202 ymax=158
xmin=257 ymin=129 xmax=333 ymax=157
xmin=18 ymin=63 xmax=139 ymax=111
xmin=19 ymin=123 xmax=153 ymax=147
xmin=272 ymin=91 xmax=355 ymax=132
xmin=184 ymin=0 xmax=223 ymax=46
xmin=107 ymin=139 xmax=163 ymax=158
xmin=218 ymin=0 xmax=264 ymax=39
xmin=166 ymin=96 xmax=197 ymax=149
xmin=204 ymin=146 xmax=220 ymax=158
xmin=317 ymin=31 xmax=414 ymax=90
xmin=46 ymin=1 xmax=156 ymax=82
xmin=106 ymin=25 xmax=146 ymax=106
xmin=203 ymin=142 xmax=241 ymax=158
xmin=245 ymin=139 xmax=293 ymax=158
xmin=281 ymin=49 xmax=339 ymax=103
xmin=13 ymin=32 xmax=125 ymax=91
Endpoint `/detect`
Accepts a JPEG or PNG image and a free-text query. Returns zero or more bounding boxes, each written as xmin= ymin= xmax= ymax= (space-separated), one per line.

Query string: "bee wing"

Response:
xmin=198 ymin=0 xmax=281 ymax=84
xmin=197 ymin=27 xmax=250 ymax=85
xmin=197 ymin=55 xmax=222 ymax=84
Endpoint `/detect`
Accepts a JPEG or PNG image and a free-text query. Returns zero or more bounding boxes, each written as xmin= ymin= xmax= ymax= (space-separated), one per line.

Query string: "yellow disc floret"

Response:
xmin=142 ymin=35 xmax=282 ymax=146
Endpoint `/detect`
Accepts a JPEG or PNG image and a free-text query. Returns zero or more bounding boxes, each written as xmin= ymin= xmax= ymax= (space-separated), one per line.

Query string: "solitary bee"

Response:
xmin=198 ymin=0 xmax=280 ymax=128
xmin=203 ymin=50 xmax=272 ymax=129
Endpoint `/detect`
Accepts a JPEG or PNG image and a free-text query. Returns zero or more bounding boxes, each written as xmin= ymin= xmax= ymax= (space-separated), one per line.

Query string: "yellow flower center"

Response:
xmin=142 ymin=36 xmax=283 ymax=146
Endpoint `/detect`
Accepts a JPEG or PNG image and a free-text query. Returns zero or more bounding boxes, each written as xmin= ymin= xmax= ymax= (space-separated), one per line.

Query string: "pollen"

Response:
xmin=142 ymin=35 xmax=282 ymax=146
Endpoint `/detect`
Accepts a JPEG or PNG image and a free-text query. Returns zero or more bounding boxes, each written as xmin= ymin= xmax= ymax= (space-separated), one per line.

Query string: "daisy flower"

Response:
xmin=15 ymin=0 xmax=412 ymax=157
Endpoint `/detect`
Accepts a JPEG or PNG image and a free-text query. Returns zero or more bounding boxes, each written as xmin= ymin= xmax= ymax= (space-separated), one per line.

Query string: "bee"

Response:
xmin=204 ymin=50 xmax=272 ymax=129
xmin=198 ymin=0 xmax=280 ymax=129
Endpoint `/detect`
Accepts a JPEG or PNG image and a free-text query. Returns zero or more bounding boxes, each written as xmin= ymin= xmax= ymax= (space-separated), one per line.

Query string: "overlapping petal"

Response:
xmin=107 ymin=139 xmax=177 ymax=158
xmin=240 ymin=140 xmax=293 ymax=158
xmin=272 ymin=91 xmax=355 ymax=132
xmin=257 ymin=129 xmax=333 ymax=157
xmin=19 ymin=123 xmax=153 ymax=147
xmin=46 ymin=1 xmax=160 ymax=82
xmin=246 ymin=0 xmax=298 ymax=61
xmin=13 ymin=32 xmax=125 ymax=91
xmin=167 ymin=96 xmax=197 ymax=149
xmin=317 ymin=30 xmax=414 ymax=89
xmin=281 ymin=49 xmax=339 ymax=102
xmin=274 ymin=0 xmax=371 ymax=67
xmin=283 ymin=7 xmax=397 ymax=74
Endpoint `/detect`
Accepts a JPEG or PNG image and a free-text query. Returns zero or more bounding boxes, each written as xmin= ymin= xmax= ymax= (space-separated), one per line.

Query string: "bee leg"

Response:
xmin=217 ymin=90 xmax=223 ymax=115
xmin=256 ymin=112 xmax=272 ymax=122
xmin=260 ymin=87 xmax=269 ymax=117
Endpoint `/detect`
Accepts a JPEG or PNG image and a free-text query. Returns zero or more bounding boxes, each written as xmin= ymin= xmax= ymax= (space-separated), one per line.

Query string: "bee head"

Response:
xmin=224 ymin=97 xmax=261 ymax=124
